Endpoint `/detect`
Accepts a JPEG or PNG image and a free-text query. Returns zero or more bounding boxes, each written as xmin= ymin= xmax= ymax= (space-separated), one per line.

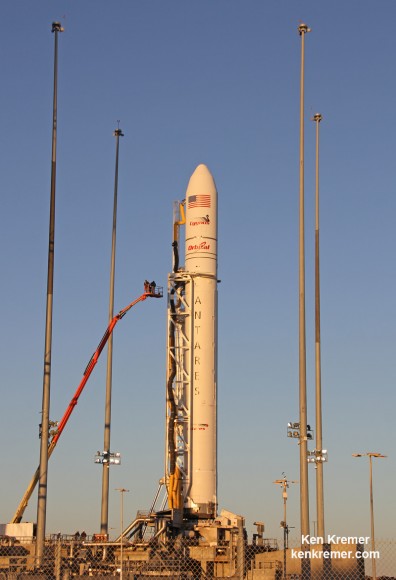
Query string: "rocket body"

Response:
xmin=166 ymin=164 xmax=218 ymax=519
xmin=185 ymin=165 xmax=218 ymax=515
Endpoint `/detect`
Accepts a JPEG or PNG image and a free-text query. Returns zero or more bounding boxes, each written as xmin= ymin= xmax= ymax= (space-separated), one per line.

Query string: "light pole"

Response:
xmin=115 ymin=488 xmax=129 ymax=580
xmin=297 ymin=24 xmax=311 ymax=573
xmin=274 ymin=477 xmax=298 ymax=580
xmin=352 ymin=453 xmax=387 ymax=580
xmin=101 ymin=124 xmax=124 ymax=535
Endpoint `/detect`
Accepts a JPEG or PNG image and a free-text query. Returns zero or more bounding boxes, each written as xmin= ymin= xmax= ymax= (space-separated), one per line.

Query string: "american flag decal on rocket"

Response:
xmin=188 ymin=194 xmax=211 ymax=209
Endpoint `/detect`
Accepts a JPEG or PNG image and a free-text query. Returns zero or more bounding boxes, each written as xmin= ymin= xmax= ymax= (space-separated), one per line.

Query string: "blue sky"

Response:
xmin=0 ymin=1 xmax=395 ymax=542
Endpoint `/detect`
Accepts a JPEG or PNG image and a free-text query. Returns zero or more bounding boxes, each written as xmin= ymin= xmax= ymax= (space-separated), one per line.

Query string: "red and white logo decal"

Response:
xmin=188 ymin=241 xmax=210 ymax=251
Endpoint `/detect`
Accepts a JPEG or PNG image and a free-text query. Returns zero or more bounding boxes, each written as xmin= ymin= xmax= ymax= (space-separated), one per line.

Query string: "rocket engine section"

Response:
xmin=166 ymin=164 xmax=218 ymax=520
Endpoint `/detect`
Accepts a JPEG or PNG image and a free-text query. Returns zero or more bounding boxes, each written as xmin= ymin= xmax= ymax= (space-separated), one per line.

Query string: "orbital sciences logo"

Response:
xmin=188 ymin=241 xmax=210 ymax=251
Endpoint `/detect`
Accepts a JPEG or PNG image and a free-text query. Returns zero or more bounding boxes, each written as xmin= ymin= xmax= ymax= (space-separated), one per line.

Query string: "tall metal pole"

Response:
xmin=274 ymin=478 xmax=297 ymax=580
xmin=116 ymin=488 xmax=129 ymax=580
xmin=313 ymin=113 xmax=325 ymax=540
xmin=297 ymin=20 xmax=311 ymax=550
xmin=100 ymin=125 xmax=124 ymax=535
xmin=369 ymin=456 xmax=376 ymax=580
xmin=352 ymin=452 xmax=386 ymax=580
xmin=36 ymin=21 xmax=64 ymax=566
xmin=298 ymin=22 xmax=311 ymax=580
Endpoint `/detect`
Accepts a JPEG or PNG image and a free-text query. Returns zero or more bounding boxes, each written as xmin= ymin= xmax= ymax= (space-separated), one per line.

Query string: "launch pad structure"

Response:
xmin=1 ymin=165 xmax=283 ymax=578
xmin=3 ymin=167 xmax=283 ymax=580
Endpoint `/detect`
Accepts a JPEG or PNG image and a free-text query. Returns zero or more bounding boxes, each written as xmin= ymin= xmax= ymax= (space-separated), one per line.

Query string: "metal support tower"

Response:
xmin=166 ymin=271 xmax=193 ymax=513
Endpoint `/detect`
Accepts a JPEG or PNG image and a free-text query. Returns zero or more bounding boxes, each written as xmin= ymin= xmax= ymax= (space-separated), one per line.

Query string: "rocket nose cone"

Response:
xmin=185 ymin=163 xmax=217 ymax=274
xmin=186 ymin=164 xmax=217 ymax=196
xmin=194 ymin=163 xmax=212 ymax=175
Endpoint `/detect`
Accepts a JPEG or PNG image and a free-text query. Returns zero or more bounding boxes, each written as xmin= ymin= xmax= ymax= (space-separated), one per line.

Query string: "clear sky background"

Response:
xmin=0 ymin=1 xmax=395 ymax=543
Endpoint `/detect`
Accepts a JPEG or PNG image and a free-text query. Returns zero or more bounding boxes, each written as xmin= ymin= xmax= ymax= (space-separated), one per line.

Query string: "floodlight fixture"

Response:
xmin=307 ymin=449 xmax=328 ymax=466
xmin=95 ymin=451 xmax=121 ymax=465
xmin=287 ymin=421 xmax=313 ymax=441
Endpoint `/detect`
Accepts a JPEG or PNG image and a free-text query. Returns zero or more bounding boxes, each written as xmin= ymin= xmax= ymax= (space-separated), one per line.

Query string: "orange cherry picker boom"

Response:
xmin=11 ymin=282 xmax=162 ymax=524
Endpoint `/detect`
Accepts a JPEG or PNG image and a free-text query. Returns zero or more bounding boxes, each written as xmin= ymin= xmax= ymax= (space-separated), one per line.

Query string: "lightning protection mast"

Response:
xmin=100 ymin=124 xmax=124 ymax=535
xmin=36 ymin=21 xmax=64 ymax=567
xmin=297 ymin=21 xmax=311 ymax=580
xmin=312 ymin=113 xmax=325 ymax=540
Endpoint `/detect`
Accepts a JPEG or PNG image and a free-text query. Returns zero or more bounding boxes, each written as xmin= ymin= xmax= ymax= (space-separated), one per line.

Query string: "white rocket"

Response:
xmin=166 ymin=164 xmax=218 ymax=519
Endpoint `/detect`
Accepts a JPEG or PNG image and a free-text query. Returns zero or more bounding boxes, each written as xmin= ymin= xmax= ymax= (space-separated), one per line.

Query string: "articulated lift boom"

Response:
xmin=11 ymin=285 xmax=162 ymax=524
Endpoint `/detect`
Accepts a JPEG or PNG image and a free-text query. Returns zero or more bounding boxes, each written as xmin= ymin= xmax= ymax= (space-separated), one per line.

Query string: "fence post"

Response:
xmin=237 ymin=516 xmax=245 ymax=580
xmin=54 ymin=537 xmax=61 ymax=580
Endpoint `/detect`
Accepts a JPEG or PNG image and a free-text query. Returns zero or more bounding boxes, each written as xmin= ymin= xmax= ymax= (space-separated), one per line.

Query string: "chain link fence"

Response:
xmin=0 ymin=534 xmax=394 ymax=579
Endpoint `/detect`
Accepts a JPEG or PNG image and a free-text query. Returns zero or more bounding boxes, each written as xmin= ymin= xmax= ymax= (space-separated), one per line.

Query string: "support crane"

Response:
xmin=11 ymin=283 xmax=163 ymax=524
